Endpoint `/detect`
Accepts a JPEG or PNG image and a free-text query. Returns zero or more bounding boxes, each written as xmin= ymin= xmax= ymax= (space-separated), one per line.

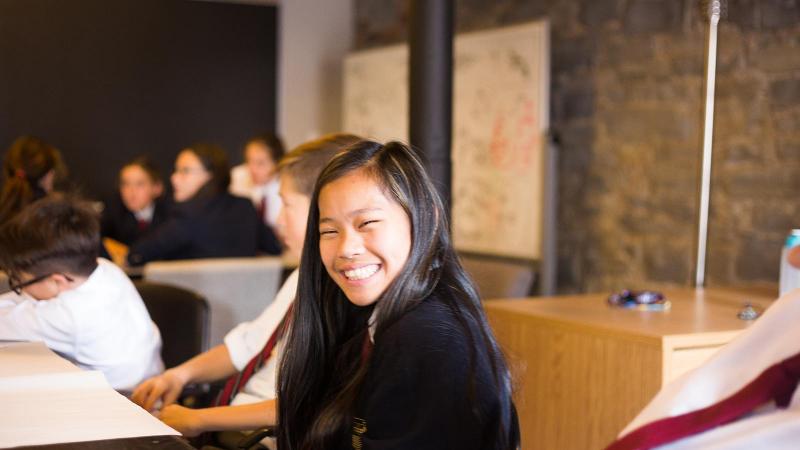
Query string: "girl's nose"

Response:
xmin=338 ymin=229 xmax=365 ymax=259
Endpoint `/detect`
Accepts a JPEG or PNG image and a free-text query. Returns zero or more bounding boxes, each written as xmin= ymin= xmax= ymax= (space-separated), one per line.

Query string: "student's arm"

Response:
xmin=789 ymin=246 xmax=800 ymax=268
xmin=157 ymin=399 xmax=277 ymax=437
xmin=126 ymin=216 xmax=191 ymax=266
xmin=131 ymin=344 xmax=237 ymax=411
xmin=257 ymin=220 xmax=282 ymax=255
xmin=0 ymin=294 xmax=75 ymax=351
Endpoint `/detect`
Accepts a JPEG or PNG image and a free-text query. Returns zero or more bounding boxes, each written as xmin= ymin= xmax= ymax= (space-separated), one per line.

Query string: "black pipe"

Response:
xmin=408 ymin=0 xmax=454 ymax=219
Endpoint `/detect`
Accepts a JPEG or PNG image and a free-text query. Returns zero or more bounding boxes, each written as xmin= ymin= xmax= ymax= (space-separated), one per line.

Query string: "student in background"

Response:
xmin=101 ymin=156 xmax=168 ymax=246
xmin=230 ymin=133 xmax=285 ymax=228
xmin=277 ymin=141 xmax=520 ymax=449
xmin=0 ymin=194 xmax=163 ymax=391
xmin=125 ymin=144 xmax=264 ymax=266
xmin=229 ymin=133 xmax=285 ymax=255
xmin=0 ymin=136 xmax=66 ymax=225
xmin=131 ymin=133 xmax=361 ymax=448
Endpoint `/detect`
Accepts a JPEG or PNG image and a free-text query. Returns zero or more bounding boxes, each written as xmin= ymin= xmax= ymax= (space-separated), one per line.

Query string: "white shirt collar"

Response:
xmin=133 ymin=203 xmax=155 ymax=222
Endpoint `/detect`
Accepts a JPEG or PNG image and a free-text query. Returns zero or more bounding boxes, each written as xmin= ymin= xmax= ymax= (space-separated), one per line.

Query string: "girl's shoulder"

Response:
xmin=377 ymin=294 xmax=478 ymax=357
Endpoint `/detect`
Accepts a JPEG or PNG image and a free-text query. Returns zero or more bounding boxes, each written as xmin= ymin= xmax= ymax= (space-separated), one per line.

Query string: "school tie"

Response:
xmin=137 ymin=218 xmax=149 ymax=232
xmin=214 ymin=312 xmax=290 ymax=407
xmin=256 ymin=195 xmax=268 ymax=225
xmin=606 ymin=349 xmax=800 ymax=450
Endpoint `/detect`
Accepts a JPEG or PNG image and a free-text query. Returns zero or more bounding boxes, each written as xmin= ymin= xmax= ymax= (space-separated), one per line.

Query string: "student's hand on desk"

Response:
xmin=789 ymin=246 xmax=800 ymax=268
xmin=130 ymin=369 xmax=187 ymax=412
xmin=103 ymin=237 xmax=129 ymax=267
xmin=157 ymin=404 xmax=205 ymax=437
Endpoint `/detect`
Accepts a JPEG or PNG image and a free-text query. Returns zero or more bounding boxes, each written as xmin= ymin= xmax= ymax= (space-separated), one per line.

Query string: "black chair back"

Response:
xmin=134 ymin=280 xmax=210 ymax=369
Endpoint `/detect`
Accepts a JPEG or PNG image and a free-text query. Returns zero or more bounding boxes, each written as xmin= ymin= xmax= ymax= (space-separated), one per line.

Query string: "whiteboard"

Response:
xmin=343 ymin=21 xmax=549 ymax=260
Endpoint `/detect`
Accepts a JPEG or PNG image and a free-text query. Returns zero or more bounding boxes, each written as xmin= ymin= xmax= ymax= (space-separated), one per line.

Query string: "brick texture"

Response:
xmin=355 ymin=0 xmax=800 ymax=293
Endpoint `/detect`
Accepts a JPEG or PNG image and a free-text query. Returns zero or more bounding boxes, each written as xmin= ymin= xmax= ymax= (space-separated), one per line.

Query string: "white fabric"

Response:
xmin=229 ymin=164 xmax=282 ymax=228
xmin=619 ymin=289 xmax=800 ymax=449
xmin=133 ymin=203 xmax=155 ymax=222
xmin=224 ymin=269 xmax=298 ymax=405
xmin=0 ymin=258 xmax=163 ymax=391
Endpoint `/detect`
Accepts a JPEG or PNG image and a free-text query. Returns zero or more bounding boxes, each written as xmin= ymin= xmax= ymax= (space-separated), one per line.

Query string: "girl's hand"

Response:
xmin=157 ymin=404 xmax=206 ymax=437
xmin=103 ymin=237 xmax=129 ymax=267
xmin=789 ymin=246 xmax=800 ymax=269
xmin=130 ymin=368 xmax=188 ymax=412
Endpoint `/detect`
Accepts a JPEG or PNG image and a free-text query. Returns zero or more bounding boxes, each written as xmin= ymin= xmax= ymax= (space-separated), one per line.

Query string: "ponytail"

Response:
xmin=0 ymin=136 xmax=64 ymax=224
xmin=0 ymin=177 xmax=35 ymax=224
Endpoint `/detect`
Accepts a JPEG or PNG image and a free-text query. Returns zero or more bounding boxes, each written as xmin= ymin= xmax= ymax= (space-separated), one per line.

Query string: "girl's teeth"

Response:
xmin=344 ymin=265 xmax=379 ymax=280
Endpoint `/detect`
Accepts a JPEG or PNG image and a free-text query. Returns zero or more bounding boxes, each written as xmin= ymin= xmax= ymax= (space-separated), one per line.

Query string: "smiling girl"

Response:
xmin=277 ymin=141 xmax=519 ymax=449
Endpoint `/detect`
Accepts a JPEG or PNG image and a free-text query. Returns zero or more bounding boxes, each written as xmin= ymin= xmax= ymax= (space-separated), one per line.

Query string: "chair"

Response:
xmin=133 ymin=280 xmax=210 ymax=369
xmin=143 ymin=256 xmax=285 ymax=348
xmin=459 ymin=252 xmax=537 ymax=300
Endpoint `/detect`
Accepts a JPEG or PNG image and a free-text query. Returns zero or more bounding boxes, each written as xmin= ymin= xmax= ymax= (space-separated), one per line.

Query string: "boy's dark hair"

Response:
xmin=185 ymin=143 xmax=231 ymax=194
xmin=277 ymin=133 xmax=362 ymax=196
xmin=0 ymin=194 xmax=100 ymax=278
xmin=245 ymin=132 xmax=286 ymax=165
xmin=121 ymin=155 xmax=163 ymax=185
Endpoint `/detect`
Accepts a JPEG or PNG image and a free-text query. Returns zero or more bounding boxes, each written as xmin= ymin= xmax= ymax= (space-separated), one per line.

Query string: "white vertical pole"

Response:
xmin=695 ymin=1 xmax=722 ymax=287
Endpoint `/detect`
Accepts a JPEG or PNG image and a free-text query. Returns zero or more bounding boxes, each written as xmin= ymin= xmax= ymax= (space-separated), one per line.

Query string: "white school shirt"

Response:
xmin=229 ymin=164 xmax=282 ymax=228
xmin=618 ymin=289 xmax=800 ymax=449
xmin=223 ymin=268 xmax=298 ymax=405
xmin=0 ymin=258 xmax=163 ymax=391
xmin=133 ymin=202 xmax=155 ymax=223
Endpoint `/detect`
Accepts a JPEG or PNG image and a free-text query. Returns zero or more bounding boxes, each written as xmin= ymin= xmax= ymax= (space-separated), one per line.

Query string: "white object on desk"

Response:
xmin=0 ymin=342 xmax=179 ymax=448
xmin=0 ymin=341 xmax=79 ymax=377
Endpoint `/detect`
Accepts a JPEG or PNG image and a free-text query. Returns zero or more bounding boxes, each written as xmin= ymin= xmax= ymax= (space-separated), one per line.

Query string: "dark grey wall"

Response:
xmin=0 ymin=0 xmax=278 ymax=203
xmin=355 ymin=0 xmax=800 ymax=293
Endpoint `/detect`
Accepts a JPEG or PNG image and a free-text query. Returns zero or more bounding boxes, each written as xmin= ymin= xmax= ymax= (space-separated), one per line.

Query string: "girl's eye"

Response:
xmin=319 ymin=229 xmax=337 ymax=236
xmin=359 ymin=220 xmax=379 ymax=228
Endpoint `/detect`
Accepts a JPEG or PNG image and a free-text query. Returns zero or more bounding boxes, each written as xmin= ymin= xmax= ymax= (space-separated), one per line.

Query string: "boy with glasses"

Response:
xmin=0 ymin=194 xmax=163 ymax=391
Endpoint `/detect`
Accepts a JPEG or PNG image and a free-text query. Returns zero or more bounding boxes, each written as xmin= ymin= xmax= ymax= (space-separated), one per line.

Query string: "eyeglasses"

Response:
xmin=8 ymin=273 xmax=73 ymax=295
xmin=173 ymin=167 xmax=207 ymax=176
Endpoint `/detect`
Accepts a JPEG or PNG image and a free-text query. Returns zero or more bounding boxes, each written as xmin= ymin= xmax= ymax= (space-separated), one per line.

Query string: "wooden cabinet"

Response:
xmin=484 ymin=287 xmax=775 ymax=450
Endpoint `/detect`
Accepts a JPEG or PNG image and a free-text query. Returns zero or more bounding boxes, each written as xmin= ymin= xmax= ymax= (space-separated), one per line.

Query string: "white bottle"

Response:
xmin=779 ymin=229 xmax=800 ymax=296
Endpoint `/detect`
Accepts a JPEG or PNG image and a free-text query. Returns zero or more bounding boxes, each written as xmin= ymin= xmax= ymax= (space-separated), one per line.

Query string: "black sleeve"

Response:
xmin=257 ymin=221 xmax=282 ymax=255
xmin=126 ymin=216 xmax=192 ymax=266
xmin=100 ymin=199 xmax=120 ymax=240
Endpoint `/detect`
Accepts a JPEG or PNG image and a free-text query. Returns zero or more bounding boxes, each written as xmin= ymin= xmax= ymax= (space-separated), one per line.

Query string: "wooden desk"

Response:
xmin=484 ymin=287 xmax=776 ymax=450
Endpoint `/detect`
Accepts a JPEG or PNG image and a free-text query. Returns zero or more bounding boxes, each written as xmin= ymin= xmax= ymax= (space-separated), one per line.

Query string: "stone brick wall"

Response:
xmin=355 ymin=0 xmax=800 ymax=293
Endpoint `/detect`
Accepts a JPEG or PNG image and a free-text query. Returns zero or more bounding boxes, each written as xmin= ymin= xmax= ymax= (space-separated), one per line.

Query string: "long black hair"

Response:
xmin=276 ymin=140 xmax=517 ymax=449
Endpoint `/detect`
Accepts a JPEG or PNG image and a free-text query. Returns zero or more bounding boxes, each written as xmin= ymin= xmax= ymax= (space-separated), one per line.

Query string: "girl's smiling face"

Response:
xmin=318 ymin=169 xmax=411 ymax=307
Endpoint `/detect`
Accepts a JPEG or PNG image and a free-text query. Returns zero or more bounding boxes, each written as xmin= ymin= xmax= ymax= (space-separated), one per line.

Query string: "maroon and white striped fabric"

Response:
xmin=607 ymin=289 xmax=800 ymax=450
